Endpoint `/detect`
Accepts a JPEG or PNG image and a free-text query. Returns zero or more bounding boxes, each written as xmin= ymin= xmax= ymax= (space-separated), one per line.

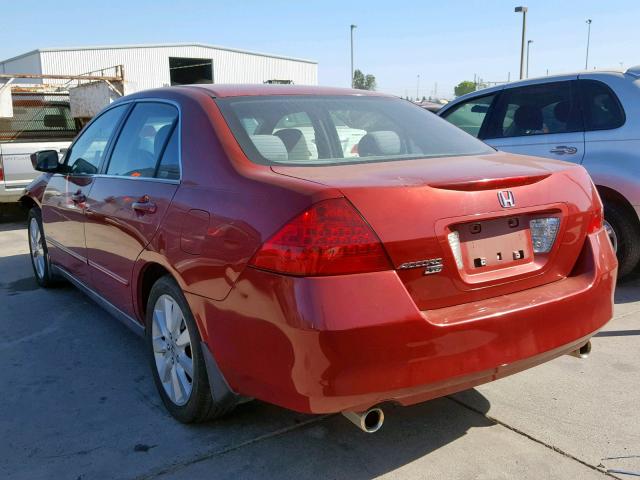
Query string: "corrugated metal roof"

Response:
xmin=0 ymin=42 xmax=316 ymax=65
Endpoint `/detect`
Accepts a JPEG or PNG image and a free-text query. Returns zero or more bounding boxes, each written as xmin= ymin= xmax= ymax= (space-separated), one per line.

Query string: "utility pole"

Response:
xmin=515 ymin=6 xmax=528 ymax=79
xmin=526 ymin=40 xmax=533 ymax=78
xmin=350 ymin=24 xmax=357 ymax=87
xmin=585 ymin=19 xmax=592 ymax=70
xmin=416 ymin=74 xmax=420 ymax=101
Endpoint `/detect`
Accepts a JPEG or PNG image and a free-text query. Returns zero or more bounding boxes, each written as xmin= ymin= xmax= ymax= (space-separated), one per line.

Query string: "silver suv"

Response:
xmin=439 ymin=68 xmax=640 ymax=278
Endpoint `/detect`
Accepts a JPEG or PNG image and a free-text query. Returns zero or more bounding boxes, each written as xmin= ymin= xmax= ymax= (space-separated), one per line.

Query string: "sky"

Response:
xmin=1 ymin=0 xmax=639 ymax=99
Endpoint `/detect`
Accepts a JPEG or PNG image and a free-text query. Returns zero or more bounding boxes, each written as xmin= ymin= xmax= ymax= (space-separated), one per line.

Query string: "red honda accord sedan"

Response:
xmin=22 ymin=85 xmax=616 ymax=432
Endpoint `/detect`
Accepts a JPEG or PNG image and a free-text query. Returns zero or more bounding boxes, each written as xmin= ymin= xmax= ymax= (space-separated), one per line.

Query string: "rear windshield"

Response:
xmin=0 ymin=98 xmax=78 ymax=142
xmin=216 ymin=95 xmax=493 ymax=166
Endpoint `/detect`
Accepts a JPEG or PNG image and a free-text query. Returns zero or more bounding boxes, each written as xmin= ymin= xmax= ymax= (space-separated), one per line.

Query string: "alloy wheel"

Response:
xmin=603 ymin=220 xmax=618 ymax=253
xmin=151 ymin=294 xmax=194 ymax=406
xmin=29 ymin=217 xmax=45 ymax=279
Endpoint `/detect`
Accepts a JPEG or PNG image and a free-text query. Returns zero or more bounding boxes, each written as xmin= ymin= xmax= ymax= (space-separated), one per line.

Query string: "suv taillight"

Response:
xmin=0 ymin=155 xmax=4 ymax=181
xmin=250 ymin=198 xmax=392 ymax=276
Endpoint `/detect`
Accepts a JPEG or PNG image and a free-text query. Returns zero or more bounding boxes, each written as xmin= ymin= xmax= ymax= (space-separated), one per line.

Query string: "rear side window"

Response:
xmin=579 ymin=80 xmax=625 ymax=131
xmin=217 ymin=95 xmax=493 ymax=166
xmin=441 ymin=94 xmax=496 ymax=138
xmin=66 ymin=105 xmax=127 ymax=175
xmin=106 ymin=103 xmax=178 ymax=178
xmin=487 ymin=81 xmax=581 ymax=139
xmin=156 ymin=128 xmax=180 ymax=180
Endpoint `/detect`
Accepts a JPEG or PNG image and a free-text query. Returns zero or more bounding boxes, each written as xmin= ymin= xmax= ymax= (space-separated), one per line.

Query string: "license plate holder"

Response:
xmin=455 ymin=216 xmax=532 ymax=271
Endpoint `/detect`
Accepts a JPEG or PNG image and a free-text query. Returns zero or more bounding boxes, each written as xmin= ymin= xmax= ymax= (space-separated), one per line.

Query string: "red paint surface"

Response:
xmin=23 ymin=85 xmax=617 ymax=414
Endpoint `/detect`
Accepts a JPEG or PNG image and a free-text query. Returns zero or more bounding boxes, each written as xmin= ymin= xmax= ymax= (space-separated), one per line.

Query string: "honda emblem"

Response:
xmin=498 ymin=190 xmax=516 ymax=208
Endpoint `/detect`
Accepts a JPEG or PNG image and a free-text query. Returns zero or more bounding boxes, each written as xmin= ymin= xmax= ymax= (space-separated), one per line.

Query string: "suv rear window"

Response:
xmin=579 ymin=80 xmax=625 ymax=131
xmin=0 ymin=96 xmax=78 ymax=142
xmin=217 ymin=95 xmax=493 ymax=166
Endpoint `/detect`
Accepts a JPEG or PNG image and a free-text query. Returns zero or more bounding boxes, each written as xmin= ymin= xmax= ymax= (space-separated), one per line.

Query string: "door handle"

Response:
xmin=132 ymin=196 xmax=157 ymax=214
xmin=550 ymin=145 xmax=578 ymax=155
xmin=71 ymin=191 xmax=86 ymax=203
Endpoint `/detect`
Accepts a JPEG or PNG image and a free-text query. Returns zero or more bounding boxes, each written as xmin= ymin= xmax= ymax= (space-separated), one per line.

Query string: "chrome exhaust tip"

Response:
xmin=342 ymin=408 xmax=384 ymax=433
xmin=569 ymin=340 xmax=592 ymax=359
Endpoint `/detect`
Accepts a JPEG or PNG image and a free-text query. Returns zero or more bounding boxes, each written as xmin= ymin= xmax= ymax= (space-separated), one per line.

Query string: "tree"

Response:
xmin=353 ymin=69 xmax=377 ymax=90
xmin=454 ymin=81 xmax=477 ymax=97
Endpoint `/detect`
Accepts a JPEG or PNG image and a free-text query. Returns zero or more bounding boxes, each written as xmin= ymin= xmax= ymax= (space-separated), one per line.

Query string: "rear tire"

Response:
xmin=604 ymin=201 xmax=640 ymax=279
xmin=27 ymin=208 xmax=56 ymax=288
xmin=146 ymin=275 xmax=235 ymax=423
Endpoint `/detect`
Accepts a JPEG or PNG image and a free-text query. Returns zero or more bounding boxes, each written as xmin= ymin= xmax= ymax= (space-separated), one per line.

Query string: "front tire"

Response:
xmin=146 ymin=275 xmax=234 ymax=423
xmin=27 ymin=208 xmax=56 ymax=288
xmin=604 ymin=201 xmax=640 ymax=279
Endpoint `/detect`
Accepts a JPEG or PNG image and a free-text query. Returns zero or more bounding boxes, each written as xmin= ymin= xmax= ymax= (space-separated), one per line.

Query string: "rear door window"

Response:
xmin=440 ymin=94 xmax=496 ymax=138
xmin=487 ymin=81 xmax=581 ymax=139
xmin=579 ymin=80 xmax=625 ymax=131
xmin=106 ymin=102 xmax=178 ymax=178
xmin=155 ymin=128 xmax=180 ymax=180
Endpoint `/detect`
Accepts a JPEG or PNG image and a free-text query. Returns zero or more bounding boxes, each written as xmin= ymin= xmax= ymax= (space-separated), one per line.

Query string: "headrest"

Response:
xmin=154 ymin=124 xmax=173 ymax=157
xmin=250 ymin=135 xmax=288 ymax=162
xmin=357 ymin=131 xmax=402 ymax=157
xmin=274 ymin=128 xmax=312 ymax=162
xmin=553 ymin=101 xmax=571 ymax=123
xmin=513 ymin=105 xmax=543 ymax=131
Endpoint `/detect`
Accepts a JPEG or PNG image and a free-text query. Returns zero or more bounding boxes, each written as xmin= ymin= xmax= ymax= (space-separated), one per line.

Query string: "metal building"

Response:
xmin=0 ymin=43 xmax=318 ymax=93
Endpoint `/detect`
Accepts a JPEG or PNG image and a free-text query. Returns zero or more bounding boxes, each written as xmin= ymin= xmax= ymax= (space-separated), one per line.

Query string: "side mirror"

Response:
xmin=31 ymin=150 xmax=61 ymax=173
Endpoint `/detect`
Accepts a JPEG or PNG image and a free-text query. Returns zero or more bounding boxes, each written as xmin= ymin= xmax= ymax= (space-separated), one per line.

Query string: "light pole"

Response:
xmin=350 ymin=24 xmax=357 ymax=87
xmin=585 ymin=19 xmax=592 ymax=70
xmin=515 ymin=6 xmax=528 ymax=80
xmin=526 ymin=39 xmax=533 ymax=78
xmin=416 ymin=74 xmax=420 ymax=101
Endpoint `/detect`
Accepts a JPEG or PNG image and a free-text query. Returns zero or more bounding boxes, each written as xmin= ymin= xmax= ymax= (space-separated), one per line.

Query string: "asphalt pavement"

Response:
xmin=1 ymin=208 xmax=638 ymax=480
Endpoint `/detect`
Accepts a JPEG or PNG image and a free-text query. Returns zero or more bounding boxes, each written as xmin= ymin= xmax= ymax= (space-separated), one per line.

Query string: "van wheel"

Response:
xmin=27 ymin=208 xmax=56 ymax=287
xmin=604 ymin=201 xmax=640 ymax=279
xmin=146 ymin=276 xmax=235 ymax=423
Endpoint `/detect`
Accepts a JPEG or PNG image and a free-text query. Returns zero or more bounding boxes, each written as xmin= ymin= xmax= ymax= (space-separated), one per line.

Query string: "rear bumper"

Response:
xmin=187 ymin=229 xmax=617 ymax=414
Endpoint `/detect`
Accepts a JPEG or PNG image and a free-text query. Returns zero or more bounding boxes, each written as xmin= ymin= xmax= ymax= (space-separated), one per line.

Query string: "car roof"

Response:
xmin=185 ymin=84 xmax=395 ymax=98
xmin=443 ymin=66 xmax=640 ymax=109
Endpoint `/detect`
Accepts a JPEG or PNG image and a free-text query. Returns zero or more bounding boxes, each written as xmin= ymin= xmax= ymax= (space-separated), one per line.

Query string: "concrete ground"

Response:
xmin=1 ymin=207 xmax=638 ymax=480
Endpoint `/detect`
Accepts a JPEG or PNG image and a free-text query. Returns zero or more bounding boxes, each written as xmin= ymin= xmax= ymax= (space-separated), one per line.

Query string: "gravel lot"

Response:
xmin=1 ymin=208 xmax=639 ymax=480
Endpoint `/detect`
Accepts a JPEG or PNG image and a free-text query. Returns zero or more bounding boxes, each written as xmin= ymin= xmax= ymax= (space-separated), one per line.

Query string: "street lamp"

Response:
xmin=350 ymin=24 xmax=357 ymax=87
xmin=585 ymin=19 xmax=592 ymax=70
xmin=515 ymin=6 xmax=528 ymax=80
xmin=416 ymin=74 xmax=420 ymax=101
xmin=526 ymin=39 xmax=533 ymax=78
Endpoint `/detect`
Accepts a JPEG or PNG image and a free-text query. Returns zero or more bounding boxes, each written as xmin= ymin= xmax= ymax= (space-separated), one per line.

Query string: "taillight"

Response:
xmin=0 ymin=156 xmax=4 ymax=181
xmin=250 ymin=198 xmax=392 ymax=276
xmin=588 ymin=208 xmax=604 ymax=234
xmin=529 ymin=217 xmax=560 ymax=253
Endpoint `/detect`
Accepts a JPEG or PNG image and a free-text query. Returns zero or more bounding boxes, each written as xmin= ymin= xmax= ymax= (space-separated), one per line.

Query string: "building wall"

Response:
xmin=0 ymin=51 xmax=42 ymax=83
xmin=38 ymin=45 xmax=317 ymax=93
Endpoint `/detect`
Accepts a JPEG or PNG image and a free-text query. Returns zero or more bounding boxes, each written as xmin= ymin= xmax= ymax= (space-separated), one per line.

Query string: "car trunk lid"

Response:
xmin=272 ymin=152 xmax=597 ymax=311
